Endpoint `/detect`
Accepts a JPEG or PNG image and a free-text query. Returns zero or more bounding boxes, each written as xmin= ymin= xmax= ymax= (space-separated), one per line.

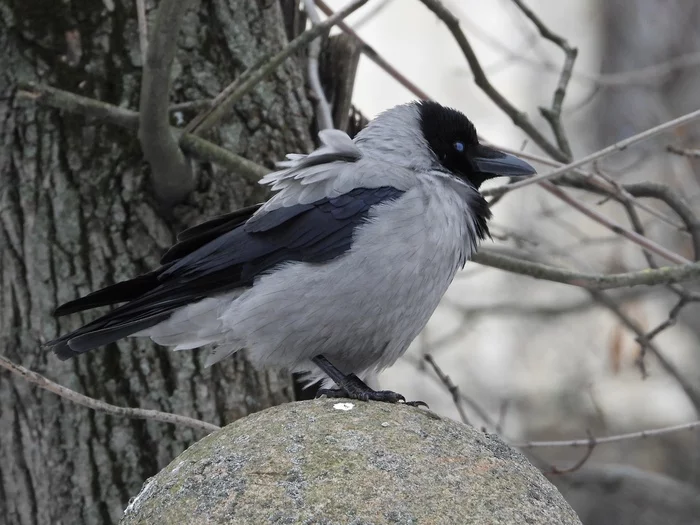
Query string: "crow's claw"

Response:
xmin=311 ymin=355 xmax=427 ymax=407
xmin=316 ymin=387 xmax=428 ymax=408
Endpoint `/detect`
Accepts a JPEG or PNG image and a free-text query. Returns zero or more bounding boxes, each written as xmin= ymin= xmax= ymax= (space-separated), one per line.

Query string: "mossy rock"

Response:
xmin=121 ymin=399 xmax=581 ymax=524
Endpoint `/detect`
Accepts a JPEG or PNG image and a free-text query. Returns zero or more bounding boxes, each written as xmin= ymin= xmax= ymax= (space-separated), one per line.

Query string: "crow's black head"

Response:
xmin=417 ymin=100 xmax=535 ymax=189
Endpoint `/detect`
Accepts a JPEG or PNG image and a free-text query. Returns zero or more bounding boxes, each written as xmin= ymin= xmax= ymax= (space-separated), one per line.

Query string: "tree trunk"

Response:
xmin=0 ymin=1 xmax=313 ymax=524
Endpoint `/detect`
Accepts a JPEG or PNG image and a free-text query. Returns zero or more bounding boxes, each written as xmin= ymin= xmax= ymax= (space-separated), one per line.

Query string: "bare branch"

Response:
xmin=423 ymin=354 xmax=470 ymax=425
xmin=639 ymin=296 xmax=689 ymax=344
xmin=623 ymin=182 xmax=700 ymax=259
xmin=139 ymin=0 xmax=197 ymax=205
xmin=185 ymin=0 xmax=369 ymax=136
xmin=352 ymin=0 xmax=395 ymax=29
xmin=0 ymin=353 xmax=220 ymax=434
xmin=417 ymin=0 xmax=567 ymax=161
xmin=511 ymin=0 xmax=569 ymax=57
xmin=18 ymin=82 xmax=140 ymax=128
xmin=518 ymin=420 xmax=700 ymax=448
xmin=303 ymin=0 xmax=334 ymax=130
xmin=588 ymin=289 xmax=700 ymax=414
xmin=17 ymin=82 xmax=267 ymax=184
xmin=403 ymin=353 xmax=496 ymax=428
xmin=546 ymin=431 xmax=595 ymax=475
xmin=512 ymin=0 xmax=578 ymax=159
xmin=484 ymin=146 xmax=688 ymax=233
xmin=472 ymin=248 xmax=700 ymax=290
xmin=667 ymin=145 xmax=700 ymax=158
xmin=503 ymin=107 xmax=700 ymax=192
xmin=541 ymin=181 xmax=690 ymax=265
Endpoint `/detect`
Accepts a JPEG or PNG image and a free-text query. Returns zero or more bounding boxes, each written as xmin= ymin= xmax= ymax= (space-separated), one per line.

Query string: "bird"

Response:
xmin=45 ymin=100 xmax=535 ymax=405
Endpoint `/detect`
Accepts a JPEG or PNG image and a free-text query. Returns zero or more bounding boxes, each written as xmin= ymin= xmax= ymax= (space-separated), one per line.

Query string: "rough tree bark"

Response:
xmin=0 ymin=1 xmax=314 ymax=524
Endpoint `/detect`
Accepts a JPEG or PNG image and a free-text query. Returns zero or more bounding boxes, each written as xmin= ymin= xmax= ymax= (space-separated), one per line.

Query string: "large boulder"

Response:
xmin=121 ymin=399 xmax=581 ymax=524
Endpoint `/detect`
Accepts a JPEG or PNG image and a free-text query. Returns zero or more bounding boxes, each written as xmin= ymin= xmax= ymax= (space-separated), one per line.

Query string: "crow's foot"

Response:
xmin=311 ymin=355 xmax=428 ymax=408
xmin=316 ymin=385 xmax=428 ymax=408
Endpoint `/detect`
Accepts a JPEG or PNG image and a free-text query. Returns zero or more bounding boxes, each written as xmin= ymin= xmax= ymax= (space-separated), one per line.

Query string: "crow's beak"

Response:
xmin=472 ymin=145 xmax=536 ymax=178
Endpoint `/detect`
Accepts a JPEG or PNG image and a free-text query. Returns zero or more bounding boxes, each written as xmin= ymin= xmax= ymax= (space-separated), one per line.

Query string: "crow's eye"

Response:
xmin=453 ymin=141 xmax=465 ymax=153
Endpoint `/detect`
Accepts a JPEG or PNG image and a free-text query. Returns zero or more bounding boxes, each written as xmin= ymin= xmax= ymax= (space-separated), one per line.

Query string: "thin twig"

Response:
xmin=303 ymin=0 xmax=334 ymax=130
xmin=667 ymin=145 xmax=700 ymax=158
xmin=424 ymin=354 xmax=470 ymax=425
xmin=588 ymin=289 xmax=700 ymax=414
xmin=139 ymin=0 xmax=196 ymax=205
xmin=546 ymin=431 xmax=595 ymax=475
xmin=16 ymin=82 xmax=267 ymax=184
xmin=517 ymin=420 xmax=700 ymax=448
xmin=608 ymin=174 xmax=698 ymax=352
xmin=637 ymin=296 xmax=689 ymax=344
xmin=615 ymin=175 xmax=661 ymax=268
xmin=403 ymin=353 xmax=496 ymax=428
xmin=486 ymin=161 xmax=691 ymax=266
xmin=623 ymin=182 xmax=700 ymax=258
xmin=503 ymin=107 xmax=700 ymax=192
xmin=352 ymin=0 xmax=394 ymax=29
xmin=512 ymin=0 xmax=578 ymax=159
xmin=0 ymin=354 xmax=221 ymax=434
xmin=418 ymin=0 xmax=567 ymax=161
xmin=315 ymin=0 xmax=431 ymax=100
xmin=541 ymin=182 xmax=690 ymax=265
xmin=483 ymin=146 xmax=688 ymax=232
xmin=185 ymin=0 xmax=369 ymax=136
xmin=471 ymin=248 xmax=700 ymax=290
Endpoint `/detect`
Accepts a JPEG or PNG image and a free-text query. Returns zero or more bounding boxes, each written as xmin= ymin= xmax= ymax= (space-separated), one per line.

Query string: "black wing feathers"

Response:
xmin=46 ymin=186 xmax=403 ymax=359
xmin=160 ymin=203 xmax=262 ymax=264
xmin=53 ymin=268 xmax=166 ymax=316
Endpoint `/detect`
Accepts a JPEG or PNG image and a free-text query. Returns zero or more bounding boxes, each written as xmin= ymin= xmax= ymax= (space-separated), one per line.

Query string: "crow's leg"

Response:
xmin=311 ymin=355 xmax=428 ymax=407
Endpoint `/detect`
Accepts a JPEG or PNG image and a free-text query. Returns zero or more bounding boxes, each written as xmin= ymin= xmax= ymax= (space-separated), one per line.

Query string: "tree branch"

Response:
xmin=0 ymin=353 xmax=220 ymax=434
xmin=482 ymin=146 xmax=688 ymax=233
xmin=517 ymin=420 xmax=700 ymax=448
xmin=417 ymin=0 xmax=568 ymax=161
xmin=588 ymin=289 xmax=700 ymax=414
xmin=512 ymin=0 xmax=578 ymax=159
xmin=472 ymin=249 xmax=700 ymax=289
xmin=624 ymin=182 xmax=700 ymax=259
xmin=541 ymin=181 xmax=690 ymax=265
xmin=667 ymin=145 xmax=700 ymax=158
xmin=503 ymin=107 xmax=700 ymax=192
xmin=138 ymin=0 xmax=197 ymax=205
xmin=16 ymin=82 xmax=267 ymax=184
xmin=423 ymin=354 xmax=470 ymax=425
xmin=402 ymin=353 xmax=496 ymax=429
